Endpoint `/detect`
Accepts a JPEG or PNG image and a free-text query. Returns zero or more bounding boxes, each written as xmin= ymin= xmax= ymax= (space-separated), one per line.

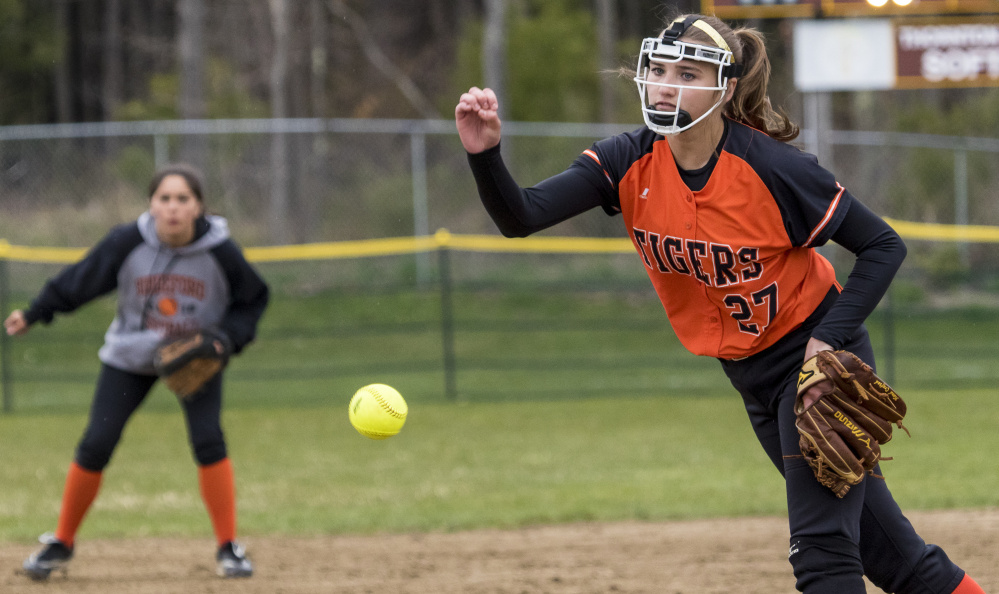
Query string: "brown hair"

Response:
xmin=673 ymin=14 xmax=799 ymax=142
xmin=147 ymin=163 xmax=206 ymax=202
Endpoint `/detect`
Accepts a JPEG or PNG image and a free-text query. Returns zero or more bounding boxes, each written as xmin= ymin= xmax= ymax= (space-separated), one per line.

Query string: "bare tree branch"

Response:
xmin=327 ymin=0 xmax=441 ymax=119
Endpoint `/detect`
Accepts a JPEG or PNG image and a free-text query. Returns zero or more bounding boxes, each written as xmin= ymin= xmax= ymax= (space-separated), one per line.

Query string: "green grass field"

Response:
xmin=0 ymin=287 xmax=996 ymax=543
xmin=0 ymin=388 xmax=995 ymax=543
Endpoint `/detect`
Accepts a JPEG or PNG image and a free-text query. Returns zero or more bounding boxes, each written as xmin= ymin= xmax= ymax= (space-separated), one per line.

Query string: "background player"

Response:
xmin=4 ymin=163 xmax=269 ymax=580
xmin=455 ymin=13 xmax=986 ymax=594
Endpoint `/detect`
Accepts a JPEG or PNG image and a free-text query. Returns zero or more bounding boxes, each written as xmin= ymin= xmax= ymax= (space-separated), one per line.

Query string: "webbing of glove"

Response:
xmin=794 ymin=350 xmax=908 ymax=498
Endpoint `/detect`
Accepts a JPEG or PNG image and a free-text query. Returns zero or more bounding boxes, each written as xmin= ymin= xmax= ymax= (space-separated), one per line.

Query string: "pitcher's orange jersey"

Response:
xmin=576 ymin=120 xmax=851 ymax=359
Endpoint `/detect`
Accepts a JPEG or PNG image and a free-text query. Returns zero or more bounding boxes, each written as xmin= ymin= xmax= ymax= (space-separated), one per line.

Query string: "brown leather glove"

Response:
xmin=794 ymin=350 xmax=908 ymax=498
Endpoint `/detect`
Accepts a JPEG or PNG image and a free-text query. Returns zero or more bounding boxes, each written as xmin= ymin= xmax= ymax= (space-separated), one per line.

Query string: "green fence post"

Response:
xmin=438 ymin=240 xmax=457 ymax=402
xmin=0 ymin=255 xmax=11 ymax=413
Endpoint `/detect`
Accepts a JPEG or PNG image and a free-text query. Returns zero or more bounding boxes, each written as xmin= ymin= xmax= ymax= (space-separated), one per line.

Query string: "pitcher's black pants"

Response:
xmin=721 ymin=313 xmax=964 ymax=594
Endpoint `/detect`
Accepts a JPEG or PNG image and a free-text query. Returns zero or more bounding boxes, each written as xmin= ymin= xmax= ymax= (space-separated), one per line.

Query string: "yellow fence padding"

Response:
xmin=1 ymin=219 xmax=998 ymax=264
xmin=882 ymin=218 xmax=999 ymax=243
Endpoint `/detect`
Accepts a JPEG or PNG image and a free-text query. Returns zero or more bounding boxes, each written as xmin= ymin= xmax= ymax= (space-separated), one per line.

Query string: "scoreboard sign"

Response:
xmin=896 ymin=19 xmax=999 ymax=88
xmin=704 ymin=0 xmax=999 ymax=19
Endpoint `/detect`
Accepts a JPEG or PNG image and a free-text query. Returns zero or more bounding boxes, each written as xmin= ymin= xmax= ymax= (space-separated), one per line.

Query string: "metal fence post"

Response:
xmin=154 ymin=133 xmax=169 ymax=169
xmin=411 ymin=130 xmax=431 ymax=285
xmin=954 ymin=148 xmax=969 ymax=268
xmin=0 ymin=255 xmax=11 ymax=413
xmin=437 ymin=237 xmax=457 ymax=401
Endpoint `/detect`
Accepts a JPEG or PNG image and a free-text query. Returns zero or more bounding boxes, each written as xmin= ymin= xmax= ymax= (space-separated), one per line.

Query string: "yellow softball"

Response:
xmin=348 ymin=384 xmax=408 ymax=440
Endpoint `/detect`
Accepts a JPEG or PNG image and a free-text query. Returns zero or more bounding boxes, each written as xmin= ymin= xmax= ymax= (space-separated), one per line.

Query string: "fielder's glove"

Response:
xmin=794 ymin=350 xmax=908 ymax=498
xmin=154 ymin=329 xmax=233 ymax=400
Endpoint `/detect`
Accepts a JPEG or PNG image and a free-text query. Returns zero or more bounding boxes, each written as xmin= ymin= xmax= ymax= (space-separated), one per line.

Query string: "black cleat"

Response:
xmin=22 ymin=532 xmax=73 ymax=581
xmin=216 ymin=540 xmax=253 ymax=578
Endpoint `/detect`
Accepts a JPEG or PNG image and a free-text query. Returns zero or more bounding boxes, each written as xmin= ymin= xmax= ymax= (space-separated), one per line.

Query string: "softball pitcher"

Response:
xmin=5 ymin=163 xmax=269 ymax=580
xmin=455 ymin=13 xmax=986 ymax=594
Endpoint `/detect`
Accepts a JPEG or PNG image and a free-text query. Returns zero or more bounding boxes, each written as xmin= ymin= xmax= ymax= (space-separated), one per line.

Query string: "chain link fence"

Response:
xmin=1 ymin=119 xmax=997 ymax=413
xmin=3 ymin=118 xmax=997 ymax=239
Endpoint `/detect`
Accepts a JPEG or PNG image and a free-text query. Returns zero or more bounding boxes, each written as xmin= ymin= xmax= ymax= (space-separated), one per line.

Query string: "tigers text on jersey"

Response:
xmin=576 ymin=120 xmax=852 ymax=359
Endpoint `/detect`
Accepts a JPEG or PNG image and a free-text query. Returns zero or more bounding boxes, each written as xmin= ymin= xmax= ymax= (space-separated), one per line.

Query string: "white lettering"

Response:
xmin=899 ymin=25 xmax=999 ymax=51
xmin=922 ymin=48 xmax=999 ymax=81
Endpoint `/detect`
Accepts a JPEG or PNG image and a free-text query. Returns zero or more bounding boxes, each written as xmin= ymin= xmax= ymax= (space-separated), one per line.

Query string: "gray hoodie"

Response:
xmin=25 ymin=212 xmax=269 ymax=375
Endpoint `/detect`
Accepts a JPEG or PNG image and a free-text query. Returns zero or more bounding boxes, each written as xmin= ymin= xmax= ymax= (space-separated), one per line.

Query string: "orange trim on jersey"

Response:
xmin=724 ymin=115 xmax=766 ymax=136
xmin=804 ymin=182 xmax=844 ymax=247
xmin=582 ymin=149 xmax=614 ymax=187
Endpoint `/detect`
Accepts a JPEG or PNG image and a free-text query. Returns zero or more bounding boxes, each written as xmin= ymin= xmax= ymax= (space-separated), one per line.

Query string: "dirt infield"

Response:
xmin=2 ymin=508 xmax=996 ymax=593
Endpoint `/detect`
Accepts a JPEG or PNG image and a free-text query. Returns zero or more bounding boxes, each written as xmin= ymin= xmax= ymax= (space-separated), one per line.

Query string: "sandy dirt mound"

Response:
xmin=1 ymin=508 xmax=996 ymax=593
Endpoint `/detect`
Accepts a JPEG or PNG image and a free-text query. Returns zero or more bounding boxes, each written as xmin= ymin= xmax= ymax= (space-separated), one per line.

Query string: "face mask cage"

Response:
xmin=634 ymin=36 xmax=741 ymax=135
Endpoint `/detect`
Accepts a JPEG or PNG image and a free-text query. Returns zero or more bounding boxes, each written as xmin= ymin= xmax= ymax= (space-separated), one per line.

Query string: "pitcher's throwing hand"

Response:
xmin=455 ymin=86 xmax=501 ymax=154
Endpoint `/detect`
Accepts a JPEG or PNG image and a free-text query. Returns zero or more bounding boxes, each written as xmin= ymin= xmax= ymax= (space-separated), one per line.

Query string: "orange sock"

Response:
xmin=198 ymin=458 xmax=237 ymax=546
xmin=953 ymin=574 xmax=986 ymax=594
xmin=54 ymin=462 xmax=103 ymax=547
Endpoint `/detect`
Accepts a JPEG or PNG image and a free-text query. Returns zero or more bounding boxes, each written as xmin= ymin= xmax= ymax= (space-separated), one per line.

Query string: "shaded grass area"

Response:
xmin=0 ymin=388 xmax=994 ymax=544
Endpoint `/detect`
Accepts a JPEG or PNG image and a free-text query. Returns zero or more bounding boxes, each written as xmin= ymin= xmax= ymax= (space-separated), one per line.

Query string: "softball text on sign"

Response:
xmin=896 ymin=21 xmax=999 ymax=88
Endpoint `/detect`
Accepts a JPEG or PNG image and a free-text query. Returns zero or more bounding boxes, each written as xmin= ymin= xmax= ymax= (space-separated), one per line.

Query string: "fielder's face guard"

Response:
xmin=634 ymin=17 xmax=743 ymax=135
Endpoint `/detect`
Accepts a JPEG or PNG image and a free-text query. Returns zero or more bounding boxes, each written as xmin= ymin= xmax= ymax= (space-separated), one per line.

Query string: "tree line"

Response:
xmin=1 ymin=0 xmax=700 ymax=127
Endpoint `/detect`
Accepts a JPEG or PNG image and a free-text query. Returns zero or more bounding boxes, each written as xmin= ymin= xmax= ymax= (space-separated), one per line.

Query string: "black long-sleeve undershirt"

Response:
xmin=467 ymin=143 xmax=604 ymax=237
xmin=816 ymin=200 xmax=906 ymax=349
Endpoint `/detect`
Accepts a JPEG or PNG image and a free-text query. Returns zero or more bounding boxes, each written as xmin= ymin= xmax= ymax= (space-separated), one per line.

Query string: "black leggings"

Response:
xmin=720 ymin=323 xmax=964 ymax=594
xmin=74 ymin=364 xmax=227 ymax=471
